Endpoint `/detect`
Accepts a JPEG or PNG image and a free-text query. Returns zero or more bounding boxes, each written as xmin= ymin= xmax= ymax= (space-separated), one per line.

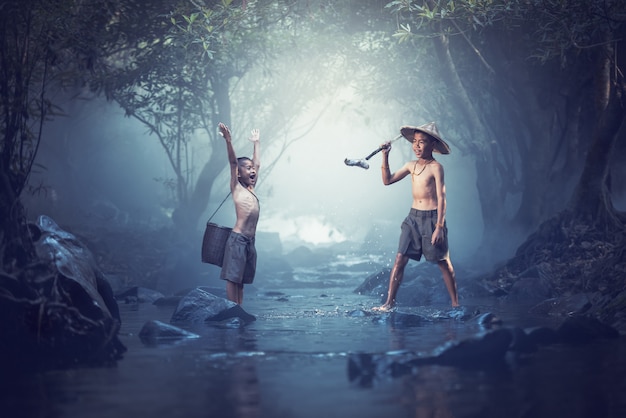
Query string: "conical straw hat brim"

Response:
xmin=400 ymin=123 xmax=451 ymax=154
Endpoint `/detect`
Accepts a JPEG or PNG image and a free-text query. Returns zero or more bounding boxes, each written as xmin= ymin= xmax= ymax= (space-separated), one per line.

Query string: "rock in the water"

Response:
xmin=139 ymin=320 xmax=200 ymax=344
xmin=476 ymin=312 xmax=503 ymax=329
xmin=171 ymin=287 xmax=256 ymax=324
xmin=556 ymin=315 xmax=620 ymax=344
xmin=525 ymin=326 xmax=559 ymax=346
xmin=432 ymin=328 xmax=513 ymax=367
xmin=116 ymin=286 xmax=165 ymax=304
xmin=347 ymin=309 xmax=373 ymax=318
xmin=508 ymin=327 xmax=537 ymax=354
xmin=388 ymin=311 xmax=429 ymax=326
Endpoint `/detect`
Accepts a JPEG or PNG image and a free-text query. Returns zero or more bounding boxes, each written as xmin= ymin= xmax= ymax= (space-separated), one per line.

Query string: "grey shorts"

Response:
xmin=397 ymin=209 xmax=449 ymax=262
xmin=220 ymin=231 xmax=257 ymax=285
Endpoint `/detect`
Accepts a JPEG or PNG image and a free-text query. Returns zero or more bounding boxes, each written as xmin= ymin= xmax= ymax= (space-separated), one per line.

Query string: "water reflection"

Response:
xmin=387 ymin=318 xmax=464 ymax=353
xmin=195 ymin=327 xmax=262 ymax=418
xmin=228 ymin=358 xmax=260 ymax=418
xmin=223 ymin=329 xmax=261 ymax=418
xmin=401 ymin=366 xmax=457 ymax=418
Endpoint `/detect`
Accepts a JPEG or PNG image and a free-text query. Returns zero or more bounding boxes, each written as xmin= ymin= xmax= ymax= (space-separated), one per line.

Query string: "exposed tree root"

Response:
xmin=486 ymin=208 xmax=625 ymax=291
xmin=481 ymin=207 xmax=626 ymax=325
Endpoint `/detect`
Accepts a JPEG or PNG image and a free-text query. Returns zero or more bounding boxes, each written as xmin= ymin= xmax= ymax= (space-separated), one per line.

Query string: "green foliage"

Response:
xmin=380 ymin=0 xmax=626 ymax=233
xmin=107 ymin=0 xmax=298 ymax=212
xmin=0 ymin=0 xmax=116 ymax=203
xmin=386 ymin=0 xmax=625 ymax=64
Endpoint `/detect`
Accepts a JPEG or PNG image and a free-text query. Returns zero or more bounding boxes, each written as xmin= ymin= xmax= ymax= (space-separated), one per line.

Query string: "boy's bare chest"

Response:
xmin=411 ymin=171 xmax=436 ymax=197
xmin=234 ymin=188 xmax=260 ymax=212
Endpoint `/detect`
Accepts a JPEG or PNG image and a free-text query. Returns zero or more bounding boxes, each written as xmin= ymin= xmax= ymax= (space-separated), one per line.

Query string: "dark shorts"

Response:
xmin=397 ymin=208 xmax=449 ymax=262
xmin=220 ymin=231 xmax=257 ymax=285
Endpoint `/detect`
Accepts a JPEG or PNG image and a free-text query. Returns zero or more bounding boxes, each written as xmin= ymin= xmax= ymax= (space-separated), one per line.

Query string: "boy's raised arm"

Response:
xmin=218 ymin=122 xmax=238 ymax=191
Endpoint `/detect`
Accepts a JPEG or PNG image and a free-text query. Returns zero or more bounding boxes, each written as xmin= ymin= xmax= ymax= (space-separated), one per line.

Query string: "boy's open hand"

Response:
xmin=249 ymin=129 xmax=260 ymax=142
xmin=431 ymin=228 xmax=443 ymax=246
xmin=218 ymin=123 xmax=231 ymax=141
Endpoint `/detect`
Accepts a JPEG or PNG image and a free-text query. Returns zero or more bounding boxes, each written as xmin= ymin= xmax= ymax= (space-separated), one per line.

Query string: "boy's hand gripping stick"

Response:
xmin=344 ymin=135 xmax=402 ymax=170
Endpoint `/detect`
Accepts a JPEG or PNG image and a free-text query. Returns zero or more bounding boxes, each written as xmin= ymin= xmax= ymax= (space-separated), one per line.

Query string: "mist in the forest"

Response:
xmin=28 ymin=31 xmax=625 ymax=274
xmin=17 ymin=2 xmax=625 ymax=278
xmin=25 ymin=90 xmax=496 ymax=268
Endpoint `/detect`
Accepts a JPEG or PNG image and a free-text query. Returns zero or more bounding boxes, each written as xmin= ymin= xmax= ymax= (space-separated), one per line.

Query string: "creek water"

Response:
xmin=2 ymin=260 xmax=626 ymax=418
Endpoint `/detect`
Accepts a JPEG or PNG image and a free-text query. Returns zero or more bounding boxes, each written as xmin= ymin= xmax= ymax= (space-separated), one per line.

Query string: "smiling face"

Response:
xmin=237 ymin=157 xmax=257 ymax=187
xmin=412 ymin=132 xmax=435 ymax=159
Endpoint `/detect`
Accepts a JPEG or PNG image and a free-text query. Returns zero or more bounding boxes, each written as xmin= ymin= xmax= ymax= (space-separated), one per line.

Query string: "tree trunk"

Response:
xmin=485 ymin=29 xmax=589 ymax=231
xmin=0 ymin=165 xmax=34 ymax=264
xmin=186 ymin=152 xmax=226 ymax=228
xmin=432 ymin=33 xmax=519 ymax=260
xmin=172 ymin=74 xmax=232 ymax=233
xmin=568 ymin=40 xmax=625 ymax=227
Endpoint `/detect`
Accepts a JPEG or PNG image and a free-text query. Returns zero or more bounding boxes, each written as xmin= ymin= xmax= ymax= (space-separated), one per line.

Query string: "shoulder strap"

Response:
xmin=207 ymin=192 xmax=231 ymax=223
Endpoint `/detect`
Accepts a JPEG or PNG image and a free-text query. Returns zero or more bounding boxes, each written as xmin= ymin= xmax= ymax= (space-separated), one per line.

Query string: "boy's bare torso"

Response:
xmin=232 ymin=184 xmax=259 ymax=238
xmin=410 ymin=160 xmax=440 ymax=211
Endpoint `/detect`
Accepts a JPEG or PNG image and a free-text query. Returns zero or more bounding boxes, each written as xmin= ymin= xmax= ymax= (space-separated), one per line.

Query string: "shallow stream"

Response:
xmin=2 ymin=264 xmax=625 ymax=418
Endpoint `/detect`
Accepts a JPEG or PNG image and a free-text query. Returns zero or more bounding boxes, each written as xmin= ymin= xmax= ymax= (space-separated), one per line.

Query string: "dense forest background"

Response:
xmin=1 ymin=0 xmax=625 ymax=319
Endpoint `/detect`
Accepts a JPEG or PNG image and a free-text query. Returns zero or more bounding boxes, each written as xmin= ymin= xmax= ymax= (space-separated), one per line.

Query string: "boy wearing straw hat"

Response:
xmin=218 ymin=122 xmax=260 ymax=305
xmin=374 ymin=122 xmax=459 ymax=311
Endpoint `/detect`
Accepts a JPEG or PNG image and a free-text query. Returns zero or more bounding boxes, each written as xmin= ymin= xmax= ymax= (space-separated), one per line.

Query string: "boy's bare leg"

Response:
xmin=437 ymin=258 xmax=459 ymax=307
xmin=226 ymin=281 xmax=244 ymax=304
xmin=374 ymin=253 xmax=409 ymax=311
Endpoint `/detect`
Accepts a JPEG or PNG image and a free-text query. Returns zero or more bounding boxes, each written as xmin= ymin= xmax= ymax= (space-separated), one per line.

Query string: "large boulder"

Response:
xmin=0 ymin=215 xmax=126 ymax=372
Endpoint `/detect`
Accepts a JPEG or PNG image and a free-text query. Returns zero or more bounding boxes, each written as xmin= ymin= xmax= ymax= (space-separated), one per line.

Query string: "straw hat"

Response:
xmin=400 ymin=122 xmax=451 ymax=154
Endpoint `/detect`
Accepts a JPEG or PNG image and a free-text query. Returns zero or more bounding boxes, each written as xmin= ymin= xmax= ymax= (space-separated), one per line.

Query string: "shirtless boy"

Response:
xmin=374 ymin=122 xmax=459 ymax=311
xmin=218 ymin=122 xmax=260 ymax=305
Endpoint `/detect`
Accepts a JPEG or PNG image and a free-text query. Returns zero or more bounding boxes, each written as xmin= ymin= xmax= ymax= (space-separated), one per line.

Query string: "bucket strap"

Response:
xmin=207 ymin=192 xmax=231 ymax=223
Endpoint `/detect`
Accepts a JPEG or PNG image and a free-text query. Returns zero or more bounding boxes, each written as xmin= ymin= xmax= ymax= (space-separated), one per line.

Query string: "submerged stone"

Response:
xmin=556 ymin=315 xmax=620 ymax=344
xmin=525 ymin=326 xmax=559 ymax=346
xmin=432 ymin=328 xmax=513 ymax=367
xmin=116 ymin=286 xmax=165 ymax=304
xmin=476 ymin=312 xmax=503 ymax=329
xmin=508 ymin=326 xmax=537 ymax=353
xmin=347 ymin=309 xmax=373 ymax=317
xmin=389 ymin=311 xmax=429 ymax=326
xmin=139 ymin=320 xmax=200 ymax=344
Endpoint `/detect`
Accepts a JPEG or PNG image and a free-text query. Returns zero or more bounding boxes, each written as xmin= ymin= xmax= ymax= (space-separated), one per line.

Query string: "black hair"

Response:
xmin=413 ymin=130 xmax=435 ymax=143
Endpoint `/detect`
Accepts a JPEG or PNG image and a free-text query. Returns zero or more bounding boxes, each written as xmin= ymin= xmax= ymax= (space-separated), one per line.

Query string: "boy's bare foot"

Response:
xmin=372 ymin=304 xmax=394 ymax=312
